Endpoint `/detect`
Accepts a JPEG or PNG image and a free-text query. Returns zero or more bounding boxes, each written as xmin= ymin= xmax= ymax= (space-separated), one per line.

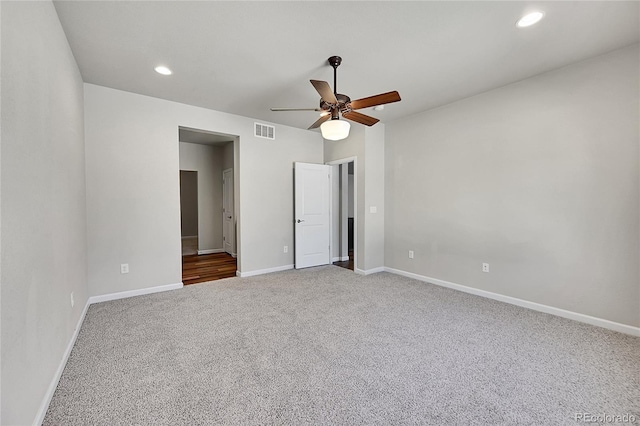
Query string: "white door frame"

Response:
xmin=222 ymin=168 xmax=235 ymax=257
xmin=326 ymin=156 xmax=357 ymax=272
xmin=178 ymin=126 xmax=240 ymax=275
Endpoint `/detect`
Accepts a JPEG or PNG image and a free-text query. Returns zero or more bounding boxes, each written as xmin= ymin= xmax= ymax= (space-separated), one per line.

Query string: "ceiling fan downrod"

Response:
xmin=328 ymin=56 xmax=342 ymax=97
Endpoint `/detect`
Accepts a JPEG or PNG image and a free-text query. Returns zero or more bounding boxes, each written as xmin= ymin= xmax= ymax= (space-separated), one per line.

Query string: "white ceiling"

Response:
xmin=53 ymin=1 xmax=639 ymax=131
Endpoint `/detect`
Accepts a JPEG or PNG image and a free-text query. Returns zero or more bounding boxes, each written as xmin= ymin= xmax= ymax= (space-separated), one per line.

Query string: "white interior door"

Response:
xmin=294 ymin=162 xmax=331 ymax=269
xmin=222 ymin=168 xmax=235 ymax=256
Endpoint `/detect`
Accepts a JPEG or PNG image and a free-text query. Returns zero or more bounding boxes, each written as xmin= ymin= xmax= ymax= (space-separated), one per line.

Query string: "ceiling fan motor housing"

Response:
xmin=320 ymin=94 xmax=352 ymax=115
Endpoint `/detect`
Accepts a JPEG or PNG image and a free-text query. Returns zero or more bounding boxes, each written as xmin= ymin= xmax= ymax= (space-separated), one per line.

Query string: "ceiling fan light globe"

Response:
xmin=320 ymin=120 xmax=350 ymax=141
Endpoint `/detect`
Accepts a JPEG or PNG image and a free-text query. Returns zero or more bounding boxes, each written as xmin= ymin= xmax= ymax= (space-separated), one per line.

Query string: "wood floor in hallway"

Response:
xmin=333 ymin=251 xmax=354 ymax=271
xmin=182 ymin=252 xmax=237 ymax=285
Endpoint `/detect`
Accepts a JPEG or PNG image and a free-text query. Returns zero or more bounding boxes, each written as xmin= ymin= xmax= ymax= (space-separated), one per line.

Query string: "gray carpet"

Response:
xmin=44 ymin=266 xmax=639 ymax=425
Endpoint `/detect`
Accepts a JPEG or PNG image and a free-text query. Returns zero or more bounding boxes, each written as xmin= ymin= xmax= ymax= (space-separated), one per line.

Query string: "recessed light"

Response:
xmin=516 ymin=11 xmax=544 ymax=28
xmin=154 ymin=65 xmax=172 ymax=75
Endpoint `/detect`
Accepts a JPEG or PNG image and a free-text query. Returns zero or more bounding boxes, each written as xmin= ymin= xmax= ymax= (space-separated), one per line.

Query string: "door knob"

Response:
xmin=296 ymin=219 xmax=305 ymax=223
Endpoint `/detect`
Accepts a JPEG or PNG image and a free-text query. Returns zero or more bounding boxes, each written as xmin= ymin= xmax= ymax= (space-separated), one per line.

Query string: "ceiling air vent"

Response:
xmin=255 ymin=123 xmax=275 ymax=140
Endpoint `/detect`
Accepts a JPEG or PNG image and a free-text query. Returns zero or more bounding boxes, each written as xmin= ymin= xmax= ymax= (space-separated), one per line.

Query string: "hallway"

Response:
xmin=182 ymin=252 xmax=237 ymax=285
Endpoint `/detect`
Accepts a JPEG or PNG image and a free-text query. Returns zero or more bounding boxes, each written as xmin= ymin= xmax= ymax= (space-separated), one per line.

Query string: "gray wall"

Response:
xmin=179 ymin=171 xmax=198 ymax=237
xmin=84 ymin=83 xmax=323 ymax=296
xmin=363 ymin=126 xmax=386 ymax=270
xmin=179 ymin=143 xmax=223 ymax=250
xmin=1 ymin=1 xmax=88 ymax=424
xmin=222 ymin=141 xmax=234 ymax=171
xmin=385 ymin=45 xmax=639 ymax=327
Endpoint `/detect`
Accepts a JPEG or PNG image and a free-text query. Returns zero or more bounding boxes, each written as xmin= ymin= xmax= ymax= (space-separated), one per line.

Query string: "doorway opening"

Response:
xmin=178 ymin=126 xmax=238 ymax=284
xmin=328 ymin=158 xmax=356 ymax=271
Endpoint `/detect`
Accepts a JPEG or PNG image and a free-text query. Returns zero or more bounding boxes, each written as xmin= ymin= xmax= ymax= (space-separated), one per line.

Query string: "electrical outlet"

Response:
xmin=409 ymin=250 xmax=414 ymax=259
xmin=120 ymin=263 xmax=129 ymax=274
xmin=70 ymin=292 xmax=74 ymax=308
xmin=482 ymin=263 xmax=490 ymax=273
xmin=283 ymin=245 xmax=288 ymax=253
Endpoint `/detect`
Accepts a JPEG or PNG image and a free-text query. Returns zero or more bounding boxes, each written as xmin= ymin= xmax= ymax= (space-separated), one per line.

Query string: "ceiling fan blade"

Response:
xmin=308 ymin=113 xmax=332 ymax=130
xmin=310 ymin=80 xmax=338 ymax=104
xmin=350 ymin=91 xmax=401 ymax=111
xmin=342 ymin=111 xmax=380 ymax=126
xmin=271 ymin=107 xmax=323 ymax=112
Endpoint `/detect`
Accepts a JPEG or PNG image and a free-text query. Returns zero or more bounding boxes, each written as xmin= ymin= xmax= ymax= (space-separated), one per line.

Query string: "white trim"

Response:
xmin=340 ymin=255 xmax=350 ymax=261
xmin=354 ymin=266 xmax=385 ymax=276
xmin=35 ymin=281 xmax=185 ymax=423
xmin=222 ymin=167 xmax=236 ymax=258
xmin=325 ymin=156 xmax=357 ymax=166
xmin=197 ymin=248 xmax=224 ymax=255
xmin=384 ymin=267 xmax=640 ymax=337
xmin=329 ymin=166 xmax=334 ymax=267
xmin=332 ymin=256 xmax=341 ymax=262
xmin=34 ymin=300 xmax=90 ymax=426
xmin=88 ymin=282 xmax=183 ymax=304
xmin=237 ymin=264 xmax=294 ymax=278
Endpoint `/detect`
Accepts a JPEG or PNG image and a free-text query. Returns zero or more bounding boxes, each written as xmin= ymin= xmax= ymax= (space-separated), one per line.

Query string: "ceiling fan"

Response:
xmin=270 ymin=56 xmax=401 ymax=140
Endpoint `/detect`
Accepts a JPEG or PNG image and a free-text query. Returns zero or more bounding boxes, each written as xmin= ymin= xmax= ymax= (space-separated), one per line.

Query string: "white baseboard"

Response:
xmin=354 ymin=266 xmax=385 ymax=276
xmin=32 ymin=265 xmax=638 ymax=426
xmin=341 ymin=256 xmax=350 ymax=261
xmin=36 ymin=281 xmax=184 ymax=424
xmin=197 ymin=248 xmax=224 ymax=255
xmin=34 ymin=299 xmax=90 ymax=426
xmin=237 ymin=264 xmax=294 ymax=278
xmin=332 ymin=256 xmax=350 ymax=262
xmin=384 ymin=267 xmax=640 ymax=337
xmin=88 ymin=282 xmax=183 ymax=304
